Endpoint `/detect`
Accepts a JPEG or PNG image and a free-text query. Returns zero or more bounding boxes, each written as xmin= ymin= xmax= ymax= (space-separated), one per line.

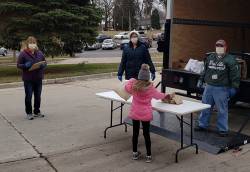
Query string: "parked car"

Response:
xmin=140 ymin=36 xmax=152 ymax=48
xmin=84 ymin=42 xmax=101 ymax=51
xmin=114 ymin=32 xmax=129 ymax=39
xmin=96 ymin=34 xmax=111 ymax=43
xmin=120 ymin=39 xmax=130 ymax=50
xmin=102 ymin=39 xmax=117 ymax=50
xmin=0 ymin=47 xmax=7 ymax=56
xmin=138 ymin=30 xmax=146 ymax=36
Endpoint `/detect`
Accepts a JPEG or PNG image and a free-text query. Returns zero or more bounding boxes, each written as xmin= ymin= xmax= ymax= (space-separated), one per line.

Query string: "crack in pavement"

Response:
xmin=0 ymin=113 xmax=58 ymax=172
xmin=0 ymin=111 xmax=132 ymax=171
xmin=46 ymin=136 xmax=131 ymax=158
xmin=0 ymin=157 xmax=37 ymax=165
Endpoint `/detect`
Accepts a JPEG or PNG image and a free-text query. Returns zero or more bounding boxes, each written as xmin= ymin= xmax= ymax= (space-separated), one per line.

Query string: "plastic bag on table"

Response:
xmin=184 ymin=58 xmax=204 ymax=74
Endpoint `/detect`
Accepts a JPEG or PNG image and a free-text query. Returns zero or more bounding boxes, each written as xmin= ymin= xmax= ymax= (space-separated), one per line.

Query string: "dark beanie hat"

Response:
xmin=138 ymin=64 xmax=150 ymax=81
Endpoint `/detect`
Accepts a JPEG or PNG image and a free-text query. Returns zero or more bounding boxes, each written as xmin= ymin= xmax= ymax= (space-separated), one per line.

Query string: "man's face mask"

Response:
xmin=131 ymin=37 xmax=138 ymax=44
xmin=28 ymin=43 xmax=37 ymax=50
xmin=216 ymin=46 xmax=225 ymax=56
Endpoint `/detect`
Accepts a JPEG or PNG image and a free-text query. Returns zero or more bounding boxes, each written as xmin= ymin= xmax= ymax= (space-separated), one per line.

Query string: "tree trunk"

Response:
xmin=13 ymin=50 xmax=16 ymax=62
xmin=70 ymin=52 xmax=75 ymax=57
xmin=104 ymin=12 xmax=108 ymax=31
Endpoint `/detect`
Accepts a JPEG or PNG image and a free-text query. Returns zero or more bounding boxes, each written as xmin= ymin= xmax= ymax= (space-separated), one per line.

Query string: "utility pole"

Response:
xmin=129 ymin=9 xmax=131 ymax=31
xmin=122 ymin=9 xmax=124 ymax=30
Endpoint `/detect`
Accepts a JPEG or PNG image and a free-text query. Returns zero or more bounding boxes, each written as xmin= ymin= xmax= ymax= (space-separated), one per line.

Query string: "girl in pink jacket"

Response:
xmin=125 ymin=64 xmax=171 ymax=163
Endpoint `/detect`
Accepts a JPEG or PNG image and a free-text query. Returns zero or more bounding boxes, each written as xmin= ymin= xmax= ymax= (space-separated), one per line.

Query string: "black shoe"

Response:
xmin=218 ymin=131 xmax=228 ymax=137
xmin=194 ymin=126 xmax=207 ymax=132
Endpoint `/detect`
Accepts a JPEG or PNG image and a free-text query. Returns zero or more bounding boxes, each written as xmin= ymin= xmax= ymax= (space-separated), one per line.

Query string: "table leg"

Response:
xmin=104 ymin=101 xmax=127 ymax=138
xmin=159 ymin=112 xmax=166 ymax=128
xmin=175 ymin=113 xmax=199 ymax=163
xmin=120 ymin=103 xmax=128 ymax=132
xmin=191 ymin=113 xmax=199 ymax=154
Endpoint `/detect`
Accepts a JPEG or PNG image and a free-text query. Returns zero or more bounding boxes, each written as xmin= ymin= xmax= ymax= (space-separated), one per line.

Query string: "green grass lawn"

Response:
xmin=0 ymin=63 xmax=119 ymax=84
xmin=0 ymin=56 xmax=70 ymax=65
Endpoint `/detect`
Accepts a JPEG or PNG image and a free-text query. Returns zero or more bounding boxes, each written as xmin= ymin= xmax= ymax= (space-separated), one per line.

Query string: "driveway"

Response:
xmin=0 ymin=77 xmax=249 ymax=172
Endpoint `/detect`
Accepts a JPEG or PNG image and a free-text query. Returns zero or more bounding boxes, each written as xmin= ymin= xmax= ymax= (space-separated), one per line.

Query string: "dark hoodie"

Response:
xmin=118 ymin=41 xmax=155 ymax=80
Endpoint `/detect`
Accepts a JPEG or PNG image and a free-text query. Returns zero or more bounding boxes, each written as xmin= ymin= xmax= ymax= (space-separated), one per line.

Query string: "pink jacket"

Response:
xmin=125 ymin=78 xmax=165 ymax=121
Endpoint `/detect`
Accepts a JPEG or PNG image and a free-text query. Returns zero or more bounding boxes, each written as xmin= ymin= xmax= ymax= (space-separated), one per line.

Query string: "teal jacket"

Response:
xmin=200 ymin=53 xmax=240 ymax=88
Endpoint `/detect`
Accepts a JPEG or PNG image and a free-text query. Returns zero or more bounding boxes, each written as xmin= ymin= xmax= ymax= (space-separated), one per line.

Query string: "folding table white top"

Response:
xmin=96 ymin=91 xmax=211 ymax=116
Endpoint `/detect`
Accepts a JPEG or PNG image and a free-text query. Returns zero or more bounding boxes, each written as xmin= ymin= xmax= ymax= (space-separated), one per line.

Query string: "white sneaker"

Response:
xmin=27 ymin=114 xmax=34 ymax=120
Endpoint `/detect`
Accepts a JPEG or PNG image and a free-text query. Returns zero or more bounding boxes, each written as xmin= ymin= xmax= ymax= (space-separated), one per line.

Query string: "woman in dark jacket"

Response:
xmin=117 ymin=31 xmax=156 ymax=81
xmin=17 ymin=36 xmax=47 ymax=120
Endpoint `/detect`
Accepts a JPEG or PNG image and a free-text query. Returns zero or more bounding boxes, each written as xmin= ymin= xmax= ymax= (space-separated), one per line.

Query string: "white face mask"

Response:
xmin=131 ymin=37 xmax=138 ymax=44
xmin=28 ymin=43 xmax=37 ymax=50
xmin=216 ymin=47 xmax=225 ymax=56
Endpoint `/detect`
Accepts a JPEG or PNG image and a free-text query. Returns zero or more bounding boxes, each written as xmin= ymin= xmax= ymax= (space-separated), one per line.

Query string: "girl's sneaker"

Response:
xmin=145 ymin=155 xmax=152 ymax=163
xmin=132 ymin=151 xmax=141 ymax=160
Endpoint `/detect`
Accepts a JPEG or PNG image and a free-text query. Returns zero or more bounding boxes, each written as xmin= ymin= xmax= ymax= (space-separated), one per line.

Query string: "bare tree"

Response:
xmin=135 ymin=0 xmax=143 ymax=19
xmin=97 ymin=0 xmax=114 ymax=31
xmin=113 ymin=0 xmax=139 ymax=30
xmin=143 ymin=0 xmax=153 ymax=19
xmin=159 ymin=0 xmax=167 ymax=9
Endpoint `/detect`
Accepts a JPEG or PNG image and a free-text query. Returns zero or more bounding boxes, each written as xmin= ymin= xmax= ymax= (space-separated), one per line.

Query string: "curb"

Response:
xmin=0 ymin=72 xmax=117 ymax=89
xmin=0 ymin=67 xmax=162 ymax=89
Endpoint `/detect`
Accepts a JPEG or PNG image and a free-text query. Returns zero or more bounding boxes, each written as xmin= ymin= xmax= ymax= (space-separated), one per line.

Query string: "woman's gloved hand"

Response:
xmin=24 ymin=61 xmax=32 ymax=69
xmin=40 ymin=63 xmax=47 ymax=69
xmin=151 ymin=73 xmax=156 ymax=81
xmin=118 ymin=75 xmax=122 ymax=82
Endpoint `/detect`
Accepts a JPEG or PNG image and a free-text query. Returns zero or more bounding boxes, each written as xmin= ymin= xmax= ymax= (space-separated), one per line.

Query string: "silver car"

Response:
xmin=102 ymin=39 xmax=117 ymax=50
xmin=85 ymin=42 xmax=102 ymax=51
xmin=0 ymin=47 xmax=7 ymax=56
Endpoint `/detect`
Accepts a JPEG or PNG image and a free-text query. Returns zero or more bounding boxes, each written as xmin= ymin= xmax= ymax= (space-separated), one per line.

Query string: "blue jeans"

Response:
xmin=198 ymin=85 xmax=229 ymax=132
xmin=24 ymin=80 xmax=42 ymax=115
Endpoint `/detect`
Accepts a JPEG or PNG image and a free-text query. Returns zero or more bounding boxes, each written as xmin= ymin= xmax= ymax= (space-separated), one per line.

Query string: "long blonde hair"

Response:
xmin=20 ymin=41 xmax=27 ymax=51
xmin=132 ymin=80 xmax=152 ymax=92
xmin=21 ymin=36 xmax=39 ymax=51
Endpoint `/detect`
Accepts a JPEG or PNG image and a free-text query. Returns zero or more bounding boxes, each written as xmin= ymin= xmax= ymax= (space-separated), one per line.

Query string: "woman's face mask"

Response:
xmin=216 ymin=47 xmax=225 ymax=56
xmin=28 ymin=43 xmax=37 ymax=50
xmin=131 ymin=37 xmax=138 ymax=44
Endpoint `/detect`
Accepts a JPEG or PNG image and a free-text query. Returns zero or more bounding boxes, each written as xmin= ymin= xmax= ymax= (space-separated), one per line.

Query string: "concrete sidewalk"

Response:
xmin=0 ymin=77 xmax=250 ymax=172
xmin=57 ymin=57 xmax=121 ymax=64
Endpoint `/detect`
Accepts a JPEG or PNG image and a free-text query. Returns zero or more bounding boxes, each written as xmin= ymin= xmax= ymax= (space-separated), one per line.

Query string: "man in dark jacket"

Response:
xmin=117 ymin=31 xmax=156 ymax=81
xmin=196 ymin=39 xmax=240 ymax=137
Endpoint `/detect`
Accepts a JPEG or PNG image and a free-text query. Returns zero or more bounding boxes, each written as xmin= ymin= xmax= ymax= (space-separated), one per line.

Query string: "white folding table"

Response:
xmin=96 ymin=91 xmax=211 ymax=162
